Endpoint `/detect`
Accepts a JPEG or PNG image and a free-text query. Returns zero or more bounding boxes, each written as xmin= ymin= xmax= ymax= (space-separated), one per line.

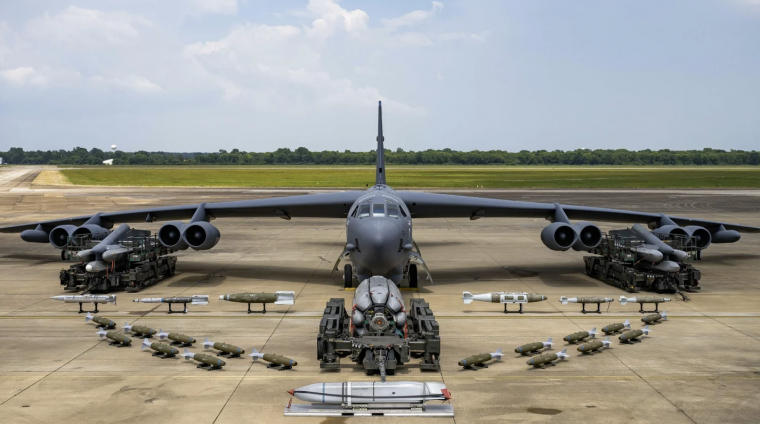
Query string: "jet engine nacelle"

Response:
xmin=652 ymin=225 xmax=688 ymax=239
xmin=48 ymin=225 xmax=79 ymax=248
xmin=158 ymin=221 xmax=189 ymax=250
xmin=182 ymin=221 xmax=221 ymax=251
xmin=711 ymin=228 xmax=740 ymax=244
xmin=571 ymin=222 xmax=603 ymax=251
xmin=541 ymin=222 xmax=578 ymax=251
xmin=683 ymin=226 xmax=711 ymax=249
xmin=71 ymin=224 xmax=110 ymax=240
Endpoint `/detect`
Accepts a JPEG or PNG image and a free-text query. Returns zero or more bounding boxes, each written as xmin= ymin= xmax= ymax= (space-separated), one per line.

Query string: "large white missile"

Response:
xmin=51 ymin=294 xmax=116 ymax=305
xmin=630 ymin=244 xmax=664 ymax=263
xmin=631 ymin=224 xmax=688 ymax=262
xmin=288 ymin=381 xmax=451 ymax=405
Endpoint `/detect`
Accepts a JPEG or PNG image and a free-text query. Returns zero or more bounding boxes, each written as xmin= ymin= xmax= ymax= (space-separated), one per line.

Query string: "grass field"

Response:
xmin=56 ymin=166 xmax=760 ymax=188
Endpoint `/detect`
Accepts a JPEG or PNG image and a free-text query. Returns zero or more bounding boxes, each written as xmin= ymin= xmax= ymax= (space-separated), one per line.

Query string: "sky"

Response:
xmin=0 ymin=0 xmax=759 ymax=153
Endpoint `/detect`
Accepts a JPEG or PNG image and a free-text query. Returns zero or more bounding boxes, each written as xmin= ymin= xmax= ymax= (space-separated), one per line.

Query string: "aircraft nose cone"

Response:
xmin=355 ymin=219 xmax=404 ymax=274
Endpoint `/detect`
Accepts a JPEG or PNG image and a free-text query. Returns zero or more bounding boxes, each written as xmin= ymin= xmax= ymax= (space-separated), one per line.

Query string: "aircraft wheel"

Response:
xmin=344 ymin=264 xmax=353 ymax=289
xmin=61 ymin=250 xmax=67 ymax=261
xmin=409 ymin=264 xmax=418 ymax=288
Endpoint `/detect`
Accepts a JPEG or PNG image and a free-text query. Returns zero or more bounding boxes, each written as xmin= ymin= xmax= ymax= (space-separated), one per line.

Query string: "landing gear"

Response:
xmin=61 ymin=250 xmax=68 ymax=261
xmin=344 ymin=264 xmax=353 ymax=289
xmin=409 ymin=264 xmax=418 ymax=289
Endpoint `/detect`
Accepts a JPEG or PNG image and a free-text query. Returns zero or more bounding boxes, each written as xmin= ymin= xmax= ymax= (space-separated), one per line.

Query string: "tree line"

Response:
xmin=1 ymin=147 xmax=758 ymax=166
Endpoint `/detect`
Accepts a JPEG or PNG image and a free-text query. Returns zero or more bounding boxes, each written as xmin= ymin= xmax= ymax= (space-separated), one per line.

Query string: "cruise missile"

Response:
xmin=630 ymin=245 xmax=664 ymax=263
xmin=97 ymin=330 xmax=131 ymax=346
xmin=132 ymin=295 xmax=209 ymax=313
xmin=619 ymin=295 xmax=671 ymax=313
xmin=123 ymin=322 xmax=156 ymax=338
xmin=77 ymin=224 xmax=131 ymax=271
xmin=85 ymin=312 xmax=116 ymax=329
xmin=249 ymin=348 xmax=297 ymax=370
xmin=181 ymin=348 xmax=226 ymax=370
xmin=203 ymin=338 xmax=244 ymax=357
xmin=619 ymin=326 xmax=651 ymax=344
xmin=287 ymin=381 xmax=451 ymax=405
xmin=458 ymin=348 xmax=504 ymax=369
xmin=51 ymin=294 xmax=116 ymax=313
xmin=461 ymin=292 xmax=547 ymax=313
xmin=141 ymin=339 xmax=179 ymax=358
xmin=601 ymin=320 xmax=631 ymax=334
xmin=218 ymin=291 xmax=295 ymax=313
xmin=563 ymin=327 xmax=597 ymax=344
xmin=157 ymin=329 xmax=196 ymax=346
xmin=631 ymin=224 xmax=689 ymax=262
xmin=515 ymin=338 xmax=553 ymax=356
xmin=101 ymin=246 xmax=130 ymax=263
xmin=559 ymin=296 xmax=614 ymax=314
xmin=527 ymin=349 xmax=569 ymax=368
xmin=577 ymin=337 xmax=613 ymax=354
xmin=641 ymin=311 xmax=667 ymax=324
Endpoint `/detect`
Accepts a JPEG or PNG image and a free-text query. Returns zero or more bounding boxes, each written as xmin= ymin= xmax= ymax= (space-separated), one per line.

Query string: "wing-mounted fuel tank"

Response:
xmin=541 ymin=204 xmax=602 ymax=251
xmin=318 ymin=276 xmax=440 ymax=381
xmin=157 ymin=203 xmax=220 ymax=251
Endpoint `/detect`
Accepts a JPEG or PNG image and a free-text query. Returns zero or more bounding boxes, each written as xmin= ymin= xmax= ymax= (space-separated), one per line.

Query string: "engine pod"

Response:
xmin=182 ymin=221 xmax=220 ymax=251
xmin=158 ymin=221 xmax=189 ymax=250
xmin=540 ymin=222 xmax=578 ymax=251
xmin=572 ymin=222 xmax=602 ymax=251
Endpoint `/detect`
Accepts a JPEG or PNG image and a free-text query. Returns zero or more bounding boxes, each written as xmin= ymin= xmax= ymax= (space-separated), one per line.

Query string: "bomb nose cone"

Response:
xmin=51 ymin=296 xmax=63 ymax=300
xmin=287 ymin=389 xmax=295 ymax=396
xmin=219 ymin=295 xmax=224 ymax=300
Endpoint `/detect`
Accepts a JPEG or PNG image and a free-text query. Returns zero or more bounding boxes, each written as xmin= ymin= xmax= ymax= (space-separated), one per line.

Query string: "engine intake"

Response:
xmin=182 ymin=221 xmax=220 ymax=251
xmin=683 ymin=226 xmax=711 ymax=249
xmin=572 ymin=222 xmax=602 ymax=251
xmin=71 ymin=225 xmax=110 ymax=241
xmin=652 ymin=224 xmax=688 ymax=239
xmin=158 ymin=221 xmax=189 ymax=250
xmin=541 ymin=222 xmax=578 ymax=251
xmin=49 ymin=225 xmax=78 ymax=248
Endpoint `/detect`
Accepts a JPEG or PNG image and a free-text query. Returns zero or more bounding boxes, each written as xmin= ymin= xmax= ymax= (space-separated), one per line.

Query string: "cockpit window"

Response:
xmin=372 ymin=204 xmax=385 ymax=217
xmin=358 ymin=204 xmax=371 ymax=218
xmin=399 ymin=206 xmax=408 ymax=217
xmin=387 ymin=205 xmax=399 ymax=218
xmin=350 ymin=205 xmax=358 ymax=217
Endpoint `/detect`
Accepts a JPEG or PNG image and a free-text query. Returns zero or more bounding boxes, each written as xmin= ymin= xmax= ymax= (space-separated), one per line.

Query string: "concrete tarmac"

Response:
xmin=0 ymin=167 xmax=759 ymax=423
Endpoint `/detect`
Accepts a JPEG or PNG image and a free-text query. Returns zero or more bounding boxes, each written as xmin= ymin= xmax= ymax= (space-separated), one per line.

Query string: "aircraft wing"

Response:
xmin=0 ymin=191 xmax=364 ymax=233
xmin=396 ymin=192 xmax=760 ymax=233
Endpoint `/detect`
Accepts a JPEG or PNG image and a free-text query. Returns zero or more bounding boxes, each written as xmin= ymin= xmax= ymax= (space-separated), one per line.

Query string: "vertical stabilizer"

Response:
xmin=375 ymin=101 xmax=386 ymax=185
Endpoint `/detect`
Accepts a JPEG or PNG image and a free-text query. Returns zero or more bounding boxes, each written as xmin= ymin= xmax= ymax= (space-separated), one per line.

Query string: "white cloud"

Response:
xmin=110 ymin=75 xmax=163 ymax=93
xmin=438 ymin=31 xmax=489 ymax=43
xmin=306 ymin=0 xmax=369 ymax=39
xmin=192 ymin=0 xmax=239 ymax=15
xmin=0 ymin=66 xmax=83 ymax=88
xmin=25 ymin=6 xmax=151 ymax=49
xmin=382 ymin=1 xmax=443 ymax=31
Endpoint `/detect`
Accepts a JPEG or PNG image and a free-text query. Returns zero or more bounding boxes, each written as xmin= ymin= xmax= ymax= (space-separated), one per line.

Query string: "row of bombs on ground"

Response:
xmin=85 ymin=313 xmax=296 ymax=371
xmin=463 ymin=311 xmax=669 ymax=369
xmin=50 ymin=292 xmax=295 ymax=314
xmin=463 ymin=293 xmax=673 ymax=314
xmin=85 ymin=309 xmax=668 ymax=371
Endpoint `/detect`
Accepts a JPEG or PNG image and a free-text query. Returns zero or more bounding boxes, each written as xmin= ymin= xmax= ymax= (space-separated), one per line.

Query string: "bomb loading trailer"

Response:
xmin=317 ymin=276 xmax=441 ymax=380
xmin=584 ymin=229 xmax=701 ymax=293
xmin=59 ymin=229 xmax=176 ymax=293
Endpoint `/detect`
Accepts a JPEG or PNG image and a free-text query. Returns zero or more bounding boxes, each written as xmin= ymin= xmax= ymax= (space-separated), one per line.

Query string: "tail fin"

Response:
xmin=85 ymin=312 xmax=94 ymax=322
xmin=375 ymin=101 xmax=386 ymax=185
xmin=203 ymin=337 xmax=213 ymax=349
xmin=559 ymin=296 xmax=569 ymax=305
xmin=557 ymin=349 xmax=569 ymax=360
xmin=96 ymin=330 xmax=107 ymax=338
xmin=462 ymin=292 xmax=473 ymax=304
xmin=624 ymin=319 xmax=631 ymax=329
xmin=493 ymin=348 xmax=503 ymax=360
xmin=123 ymin=322 xmax=131 ymax=332
xmin=661 ymin=311 xmax=668 ymax=321
xmin=191 ymin=295 xmax=209 ymax=305
xmin=274 ymin=291 xmax=295 ymax=305
xmin=589 ymin=327 xmax=597 ymax=338
xmin=249 ymin=347 xmax=263 ymax=361
xmin=141 ymin=339 xmax=151 ymax=350
xmin=619 ymin=295 xmax=628 ymax=305
xmin=112 ymin=295 xmax=117 ymax=306
xmin=642 ymin=325 xmax=651 ymax=335
xmin=545 ymin=338 xmax=553 ymax=348
xmin=181 ymin=348 xmax=195 ymax=360
xmin=157 ymin=329 xmax=168 ymax=339
xmin=602 ymin=336 xmax=613 ymax=347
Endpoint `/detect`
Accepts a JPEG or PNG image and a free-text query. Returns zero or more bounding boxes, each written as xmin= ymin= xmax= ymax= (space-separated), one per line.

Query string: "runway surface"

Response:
xmin=0 ymin=167 xmax=759 ymax=424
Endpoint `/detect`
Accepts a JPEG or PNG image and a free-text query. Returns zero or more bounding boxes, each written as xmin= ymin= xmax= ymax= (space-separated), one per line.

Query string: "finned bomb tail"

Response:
xmin=602 ymin=336 xmax=613 ymax=347
xmin=274 ymin=291 xmax=295 ymax=305
xmin=249 ymin=347 xmax=263 ymax=361
xmin=624 ymin=319 xmax=631 ymax=329
xmin=559 ymin=296 xmax=569 ymax=305
xmin=141 ymin=339 xmax=151 ymax=350
xmin=619 ymin=295 xmax=628 ymax=305
xmin=157 ymin=329 xmax=168 ymax=339
xmin=557 ymin=349 xmax=569 ymax=360
xmin=203 ymin=337 xmax=212 ymax=348
xmin=662 ymin=311 xmax=668 ymax=321
xmin=589 ymin=327 xmax=597 ymax=338
xmin=96 ymin=330 xmax=107 ymax=338
xmin=181 ymin=348 xmax=194 ymax=360
xmin=462 ymin=292 xmax=474 ymax=304
xmin=642 ymin=325 xmax=651 ymax=335
xmin=123 ymin=322 xmax=131 ymax=331
xmin=85 ymin=312 xmax=94 ymax=322
xmin=493 ymin=348 xmax=504 ymax=360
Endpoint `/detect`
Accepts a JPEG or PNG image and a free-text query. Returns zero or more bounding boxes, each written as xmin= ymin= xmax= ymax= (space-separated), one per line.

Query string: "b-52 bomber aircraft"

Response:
xmin=2 ymin=103 xmax=759 ymax=288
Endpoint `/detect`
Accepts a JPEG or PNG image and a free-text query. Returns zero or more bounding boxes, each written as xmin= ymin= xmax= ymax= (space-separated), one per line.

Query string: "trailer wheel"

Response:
xmin=61 ymin=250 xmax=67 ymax=261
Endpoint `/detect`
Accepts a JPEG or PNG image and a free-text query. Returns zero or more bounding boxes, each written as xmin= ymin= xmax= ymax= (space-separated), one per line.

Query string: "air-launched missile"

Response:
xmin=458 ymin=348 xmax=504 ymax=369
xmin=101 ymin=246 xmax=130 ymax=262
xmin=630 ymin=245 xmax=664 ymax=263
xmin=641 ymin=311 xmax=667 ymax=324
xmin=123 ymin=322 xmax=156 ymax=338
xmin=85 ymin=312 xmax=116 ymax=329
xmin=218 ymin=291 xmax=295 ymax=313
xmin=527 ymin=349 xmax=569 ymax=368
xmin=141 ymin=339 xmax=179 ymax=358
xmin=287 ymin=381 xmax=451 ymax=405
xmin=559 ymin=296 xmax=614 ymax=314
xmin=181 ymin=348 xmax=225 ymax=370
xmin=577 ymin=337 xmax=613 ymax=354
xmin=97 ymin=330 xmax=131 ymax=346
xmin=515 ymin=338 xmax=553 ymax=356
xmin=619 ymin=326 xmax=651 ymax=344
xmin=203 ymin=338 xmax=244 ymax=357
xmin=249 ymin=348 xmax=297 ymax=370
xmin=631 ymin=224 xmax=689 ymax=263
xmin=461 ymin=292 xmax=547 ymax=313
xmin=132 ymin=295 xmax=209 ymax=313
xmin=51 ymin=294 xmax=116 ymax=313
xmin=563 ymin=327 xmax=597 ymax=344
xmin=601 ymin=320 xmax=631 ymax=334
xmin=157 ymin=329 xmax=196 ymax=346
xmin=619 ymin=295 xmax=671 ymax=313
xmin=78 ymin=224 xmax=131 ymax=271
